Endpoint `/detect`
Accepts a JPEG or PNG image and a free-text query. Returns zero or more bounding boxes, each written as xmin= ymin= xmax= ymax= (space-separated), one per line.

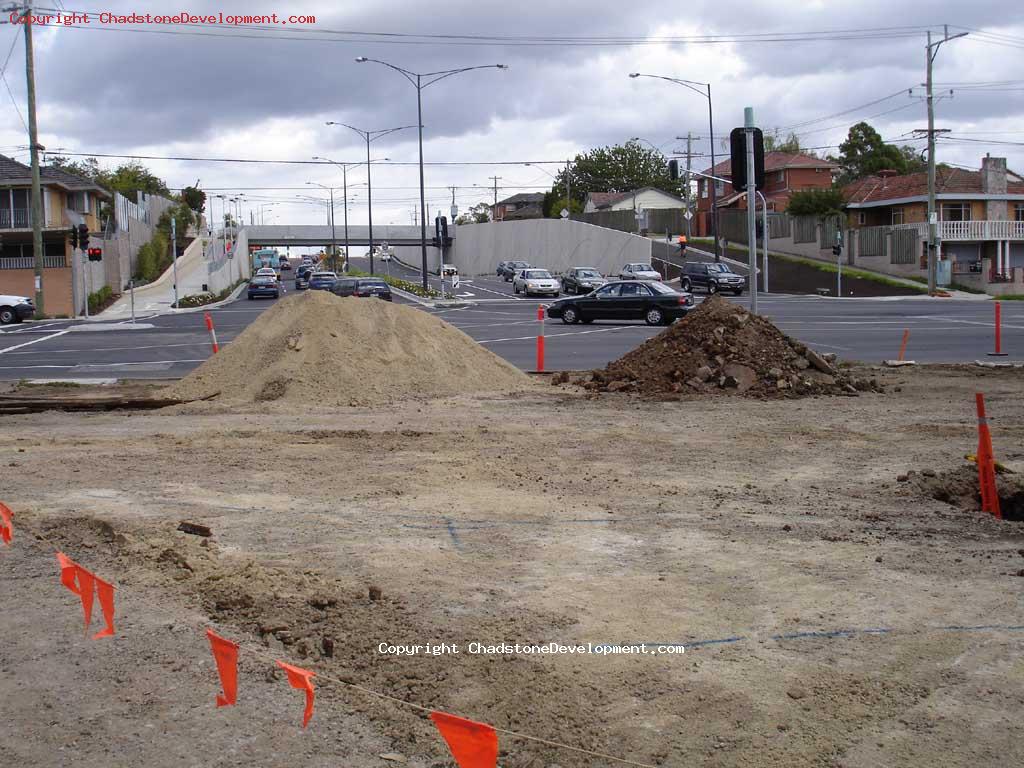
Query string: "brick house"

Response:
xmin=695 ymin=151 xmax=838 ymax=235
xmin=844 ymin=156 xmax=1024 ymax=291
xmin=0 ymin=154 xmax=110 ymax=316
xmin=491 ymin=192 xmax=545 ymax=221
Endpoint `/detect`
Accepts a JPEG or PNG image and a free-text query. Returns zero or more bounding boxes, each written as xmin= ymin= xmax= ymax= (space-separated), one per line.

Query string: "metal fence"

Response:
xmin=0 ymin=254 xmax=67 ymax=269
xmin=793 ymin=216 xmax=817 ymax=243
xmin=891 ymin=228 xmax=918 ymax=264
xmin=819 ymin=217 xmax=843 ymax=249
xmin=858 ymin=226 xmax=887 ymax=258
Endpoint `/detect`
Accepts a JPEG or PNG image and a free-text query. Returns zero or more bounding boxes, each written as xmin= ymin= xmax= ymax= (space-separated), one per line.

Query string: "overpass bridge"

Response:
xmin=241 ymin=224 xmax=451 ymax=248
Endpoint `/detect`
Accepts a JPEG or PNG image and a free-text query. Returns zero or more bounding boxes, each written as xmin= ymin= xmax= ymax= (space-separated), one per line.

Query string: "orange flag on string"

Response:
xmin=207 ymin=629 xmax=239 ymax=707
xmin=92 ymin=574 xmax=116 ymax=639
xmin=0 ymin=502 xmax=12 ymax=544
xmin=430 ymin=711 xmax=499 ymax=768
xmin=276 ymin=660 xmax=315 ymax=728
xmin=57 ymin=552 xmax=95 ymax=631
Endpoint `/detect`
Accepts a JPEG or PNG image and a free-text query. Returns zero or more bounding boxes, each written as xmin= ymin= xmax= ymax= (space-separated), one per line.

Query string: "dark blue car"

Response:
xmin=247 ymin=276 xmax=280 ymax=300
xmin=308 ymin=271 xmax=338 ymax=291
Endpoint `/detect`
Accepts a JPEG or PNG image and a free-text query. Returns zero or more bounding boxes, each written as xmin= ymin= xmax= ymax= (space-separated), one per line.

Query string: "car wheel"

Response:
xmin=645 ymin=307 xmax=665 ymax=326
xmin=513 ymin=283 xmax=519 ymax=294
xmin=707 ymin=282 xmax=719 ymax=295
xmin=733 ymin=289 xmax=743 ymax=296
xmin=552 ymin=292 xmax=559 ymax=298
xmin=680 ymin=277 xmax=692 ymax=292
xmin=561 ymin=306 xmax=579 ymax=325
xmin=581 ymin=317 xmax=594 ymax=324
xmin=247 ymin=295 xmax=254 ymax=301
xmin=0 ymin=307 xmax=15 ymax=325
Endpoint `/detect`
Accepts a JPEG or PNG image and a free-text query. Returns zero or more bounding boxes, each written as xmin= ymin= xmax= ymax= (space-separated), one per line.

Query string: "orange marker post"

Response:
xmin=536 ymin=305 xmax=545 ymax=373
xmin=975 ymin=393 xmax=1002 ymax=520
xmin=204 ymin=311 xmax=220 ymax=354
xmin=898 ymin=329 xmax=910 ymax=362
xmin=0 ymin=501 xmax=13 ymax=545
xmin=988 ymin=302 xmax=1008 ymax=357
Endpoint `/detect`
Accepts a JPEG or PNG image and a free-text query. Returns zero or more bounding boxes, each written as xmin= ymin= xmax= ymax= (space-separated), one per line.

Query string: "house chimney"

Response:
xmin=982 ymin=156 xmax=1008 ymax=221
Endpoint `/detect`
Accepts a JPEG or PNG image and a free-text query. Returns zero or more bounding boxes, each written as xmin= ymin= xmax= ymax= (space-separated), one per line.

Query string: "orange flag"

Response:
xmin=0 ymin=501 xmax=12 ymax=544
xmin=92 ymin=574 xmax=116 ymax=639
xmin=430 ymin=711 xmax=499 ymax=768
xmin=207 ymin=629 xmax=239 ymax=707
xmin=276 ymin=660 xmax=315 ymax=728
xmin=57 ymin=552 xmax=95 ymax=632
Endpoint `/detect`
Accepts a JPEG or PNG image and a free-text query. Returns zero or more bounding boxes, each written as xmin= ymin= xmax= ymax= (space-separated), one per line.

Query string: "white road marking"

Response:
xmin=0 ymin=358 xmax=207 ymax=371
xmin=478 ymin=325 xmax=656 ymax=344
xmin=0 ymin=329 xmax=70 ymax=355
xmin=2 ymin=340 xmax=220 ymax=356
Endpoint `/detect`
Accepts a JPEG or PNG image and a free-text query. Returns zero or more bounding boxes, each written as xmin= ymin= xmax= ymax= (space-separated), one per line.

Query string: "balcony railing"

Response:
xmin=0 ymin=254 xmax=69 ymax=269
xmin=894 ymin=220 xmax=1024 ymax=241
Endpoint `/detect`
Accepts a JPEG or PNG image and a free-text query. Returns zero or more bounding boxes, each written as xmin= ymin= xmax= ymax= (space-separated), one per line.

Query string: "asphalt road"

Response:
xmin=0 ymin=267 xmax=1021 ymax=381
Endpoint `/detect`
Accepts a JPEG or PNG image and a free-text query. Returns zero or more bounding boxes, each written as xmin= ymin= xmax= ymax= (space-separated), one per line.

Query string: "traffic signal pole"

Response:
xmin=745 ymin=108 xmax=758 ymax=315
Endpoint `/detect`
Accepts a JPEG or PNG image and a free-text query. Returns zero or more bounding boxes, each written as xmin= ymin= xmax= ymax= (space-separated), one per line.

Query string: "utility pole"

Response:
xmin=684 ymin=132 xmax=693 ymax=239
xmin=21 ymin=4 xmax=45 ymax=315
xmin=565 ymin=159 xmax=571 ymax=218
xmin=490 ymin=176 xmax=501 ymax=221
xmin=171 ymin=217 xmax=179 ymax=309
xmin=744 ymin=108 xmax=758 ymax=315
xmin=925 ymin=26 xmax=967 ymax=294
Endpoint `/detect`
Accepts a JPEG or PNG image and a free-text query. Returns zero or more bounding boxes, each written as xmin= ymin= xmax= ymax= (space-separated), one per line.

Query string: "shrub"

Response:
xmin=87 ymin=285 xmax=114 ymax=313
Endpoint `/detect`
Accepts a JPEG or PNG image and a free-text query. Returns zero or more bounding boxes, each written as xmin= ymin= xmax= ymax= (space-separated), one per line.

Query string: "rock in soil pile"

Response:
xmin=577 ymin=295 xmax=881 ymax=398
xmin=166 ymin=291 xmax=531 ymax=406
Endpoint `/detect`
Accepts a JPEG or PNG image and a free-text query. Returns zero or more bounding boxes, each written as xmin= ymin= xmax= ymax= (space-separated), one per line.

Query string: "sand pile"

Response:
xmin=579 ymin=295 xmax=881 ymax=398
xmin=167 ymin=291 xmax=531 ymax=406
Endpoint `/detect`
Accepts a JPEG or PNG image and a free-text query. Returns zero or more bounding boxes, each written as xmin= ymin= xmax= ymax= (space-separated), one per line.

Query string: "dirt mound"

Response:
xmin=581 ymin=295 xmax=881 ymax=398
xmin=166 ymin=291 xmax=531 ymax=407
xmin=902 ymin=465 xmax=1024 ymax=522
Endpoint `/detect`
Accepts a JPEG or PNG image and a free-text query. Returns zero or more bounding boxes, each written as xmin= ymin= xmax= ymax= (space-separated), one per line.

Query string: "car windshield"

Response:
xmin=361 ymin=281 xmax=388 ymax=288
xmin=525 ymin=270 xmax=551 ymax=279
xmin=634 ymin=265 xmax=655 ymax=272
xmin=512 ymin=262 xmax=529 ymax=268
xmin=577 ymin=269 xmax=601 ymax=278
xmin=708 ymin=264 xmax=733 ymax=273
xmin=647 ymin=282 xmax=677 ymax=295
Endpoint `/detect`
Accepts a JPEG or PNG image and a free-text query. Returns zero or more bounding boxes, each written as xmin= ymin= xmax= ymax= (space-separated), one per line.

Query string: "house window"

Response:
xmin=941 ymin=202 xmax=971 ymax=221
xmin=777 ymin=171 xmax=785 ymax=183
xmin=701 ymin=181 xmax=707 ymax=199
xmin=857 ymin=211 xmax=866 ymax=225
xmin=67 ymin=191 xmax=88 ymax=213
xmin=891 ymin=209 xmax=905 ymax=225
xmin=1015 ymin=204 xmax=1024 ymax=222
xmin=714 ymin=180 xmax=724 ymax=196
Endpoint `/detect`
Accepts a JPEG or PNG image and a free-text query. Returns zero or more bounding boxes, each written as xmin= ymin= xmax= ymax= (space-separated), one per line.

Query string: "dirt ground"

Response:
xmin=1 ymin=365 xmax=1023 ymax=768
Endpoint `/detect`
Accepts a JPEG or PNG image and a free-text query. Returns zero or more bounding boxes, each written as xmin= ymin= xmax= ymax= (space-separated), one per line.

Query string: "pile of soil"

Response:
xmin=901 ymin=465 xmax=1024 ymax=522
xmin=166 ymin=291 xmax=531 ymax=406
xmin=578 ymin=295 xmax=881 ymax=398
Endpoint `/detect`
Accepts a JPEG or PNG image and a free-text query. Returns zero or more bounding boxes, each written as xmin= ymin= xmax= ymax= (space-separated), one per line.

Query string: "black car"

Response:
xmin=308 ymin=272 xmax=338 ymax=291
xmin=496 ymin=261 xmax=509 ymax=277
xmin=561 ymin=267 xmax=607 ymax=295
xmin=294 ymin=265 xmax=313 ymax=290
xmin=247 ymin=276 xmax=280 ymax=300
xmin=279 ymin=259 xmax=292 ymax=271
xmin=499 ymin=260 xmax=530 ymax=281
xmin=546 ymin=280 xmax=694 ymax=326
xmin=680 ymin=261 xmax=746 ymax=295
xmin=331 ymin=278 xmax=393 ymax=301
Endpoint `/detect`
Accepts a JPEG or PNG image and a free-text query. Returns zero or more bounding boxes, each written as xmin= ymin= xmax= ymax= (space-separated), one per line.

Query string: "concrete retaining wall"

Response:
xmin=452 ymin=219 xmax=652 ymax=276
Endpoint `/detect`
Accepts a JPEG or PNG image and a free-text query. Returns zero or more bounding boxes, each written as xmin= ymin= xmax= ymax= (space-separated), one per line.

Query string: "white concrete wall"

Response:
xmin=451 ymin=218 xmax=652 ymax=276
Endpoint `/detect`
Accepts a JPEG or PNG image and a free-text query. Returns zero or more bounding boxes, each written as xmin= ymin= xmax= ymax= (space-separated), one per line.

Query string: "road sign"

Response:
xmin=683 ymin=210 xmax=693 ymax=221
xmin=452 ymin=274 xmax=460 ymax=289
xmin=560 ymin=208 xmax=569 ymax=219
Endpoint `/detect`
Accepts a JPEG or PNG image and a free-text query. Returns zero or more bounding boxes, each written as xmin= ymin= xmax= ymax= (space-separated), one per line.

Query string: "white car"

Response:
xmin=441 ymin=264 xmax=458 ymax=277
xmin=619 ymin=263 xmax=662 ymax=281
xmin=256 ymin=267 xmax=278 ymax=280
xmin=0 ymin=293 xmax=34 ymax=325
xmin=513 ymin=269 xmax=560 ymax=297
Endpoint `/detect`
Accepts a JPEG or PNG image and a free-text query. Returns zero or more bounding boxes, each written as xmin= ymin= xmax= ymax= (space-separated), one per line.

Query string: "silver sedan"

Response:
xmin=513 ymin=269 xmax=561 ymax=297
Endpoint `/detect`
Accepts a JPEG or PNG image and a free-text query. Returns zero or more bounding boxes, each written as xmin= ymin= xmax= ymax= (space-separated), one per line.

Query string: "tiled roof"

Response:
xmin=495 ymin=192 xmax=545 ymax=207
xmin=503 ymin=203 xmax=544 ymax=220
xmin=702 ymin=151 xmax=837 ymax=178
xmin=0 ymin=154 xmax=110 ymax=197
xmin=843 ymin=167 xmax=1024 ymax=204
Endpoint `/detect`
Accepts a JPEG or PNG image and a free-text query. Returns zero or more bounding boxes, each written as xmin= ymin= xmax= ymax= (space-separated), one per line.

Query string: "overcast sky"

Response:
xmin=1 ymin=1 xmax=1022 ymax=234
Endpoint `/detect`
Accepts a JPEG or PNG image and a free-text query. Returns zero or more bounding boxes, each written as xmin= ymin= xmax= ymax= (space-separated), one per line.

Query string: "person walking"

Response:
xmin=677 ymin=233 xmax=688 ymax=256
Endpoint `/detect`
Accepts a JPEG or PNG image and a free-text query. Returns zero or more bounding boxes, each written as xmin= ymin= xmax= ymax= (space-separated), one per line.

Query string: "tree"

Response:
xmin=553 ymin=140 xmax=678 ymax=207
xmin=764 ymin=131 xmax=804 ymax=154
xmin=542 ymin=192 xmax=582 ymax=218
xmin=95 ymin=161 xmax=170 ymax=199
xmin=48 ymin=156 xmax=102 ymax=180
xmin=832 ymin=122 xmax=923 ymax=184
xmin=786 ymin=188 xmax=847 ymax=217
xmin=455 ymin=202 xmax=490 ymax=225
xmin=180 ymin=185 xmax=206 ymax=215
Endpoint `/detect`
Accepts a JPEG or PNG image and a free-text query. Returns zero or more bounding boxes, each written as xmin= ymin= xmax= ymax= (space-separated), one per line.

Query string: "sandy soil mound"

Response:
xmin=166 ymin=291 xmax=531 ymax=406
xmin=579 ymin=295 xmax=882 ymax=398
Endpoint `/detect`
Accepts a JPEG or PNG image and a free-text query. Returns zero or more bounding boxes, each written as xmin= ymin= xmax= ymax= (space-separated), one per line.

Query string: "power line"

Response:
xmin=45 ymin=150 xmax=576 ymax=166
xmin=777 ymin=87 xmax=915 ymax=132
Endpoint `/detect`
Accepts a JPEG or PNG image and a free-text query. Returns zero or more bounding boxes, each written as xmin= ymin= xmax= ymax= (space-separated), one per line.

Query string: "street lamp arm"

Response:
xmin=355 ymin=56 xmax=418 ymax=86
xmin=369 ymin=124 xmax=418 ymax=142
xmin=421 ymin=64 xmax=508 ymax=88
xmin=629 ymin=72 xmax=709 ymax=99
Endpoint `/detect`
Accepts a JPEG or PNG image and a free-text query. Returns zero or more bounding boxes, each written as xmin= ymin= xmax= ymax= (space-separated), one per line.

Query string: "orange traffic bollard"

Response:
xmin=536 ymin=305 xmax=545 ymax=373
xmin=975 ymin=393 xmax=1001 ymax=520
xmin=988 ymin=302 xmax=1008 ymax=357
xmin=204 ymin=311 xmax=220 ymax=354
xmin=898 ymin=329 xmax=910 ymax=362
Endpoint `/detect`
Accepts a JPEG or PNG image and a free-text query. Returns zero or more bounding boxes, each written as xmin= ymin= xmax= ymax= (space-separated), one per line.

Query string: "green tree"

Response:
xmin=554 ymin=140 xmax=678 ymax=206
xmin=832 ymin=122 xmax=922 ymax=184
xmin=157 ymin=202 xmax=196 ymax=249
xmin=455 ymin=202 xmax=490 ymax=225
xmin=95 ymin=161 xmax=170 ymax=199
xmin=48 ymin=155 xmax=102 ymax=179
xmin=180 ymin=185 xmax=206 ymax=215
xmin=764 ymin=131 xmax=804 ymax=154
xmin=786 ymin=188 xmax=847 ymax=217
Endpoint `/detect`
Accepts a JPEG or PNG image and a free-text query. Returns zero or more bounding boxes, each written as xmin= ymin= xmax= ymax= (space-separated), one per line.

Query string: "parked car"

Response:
xmin=247 ymin=276 xmax=280 ymax=300
xmin=546 ymin=280 xmax=693 ymax=326
xmin=680 ymin=261 xmax=746 ymax=295
xmin=561 ymin=267 xmax=606 ymax=295
xmin=0 ymin=293 xmax=34 ymax=324
xmin=513 ymin=269 xmax=560 ymax=297
xmin=332 ymin=277 xmax=393 ymax=301
xmin=499 ymin=260 xmax=530 ymax=281
xmin=308 ymin=271 xmax=338 ymax=290
xmin=619 ymin=263 xmax=662 ymax=281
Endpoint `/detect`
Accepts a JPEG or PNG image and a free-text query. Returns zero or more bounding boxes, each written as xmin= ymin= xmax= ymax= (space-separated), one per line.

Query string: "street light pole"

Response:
xmin=355 ymin=57 xmax=508 ymax=290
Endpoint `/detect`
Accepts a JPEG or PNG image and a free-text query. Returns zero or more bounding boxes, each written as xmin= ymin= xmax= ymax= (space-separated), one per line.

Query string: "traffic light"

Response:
xmin=77 ymin=223 xmax=90 ymax=250
xmin=668 ymin=159 xmax=679 ymax=180
xmin=729 ymin=127 xmax=765 ymax=192
xmin=832 ymin=245 xmax=842 ymax=256
xmin=70 ymin=226 xmax=79 ymax=250
xmin=87 ymin=247 xmax=102 ymax=262
xmin=440 ymin=215 xmax=451 ymax=246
